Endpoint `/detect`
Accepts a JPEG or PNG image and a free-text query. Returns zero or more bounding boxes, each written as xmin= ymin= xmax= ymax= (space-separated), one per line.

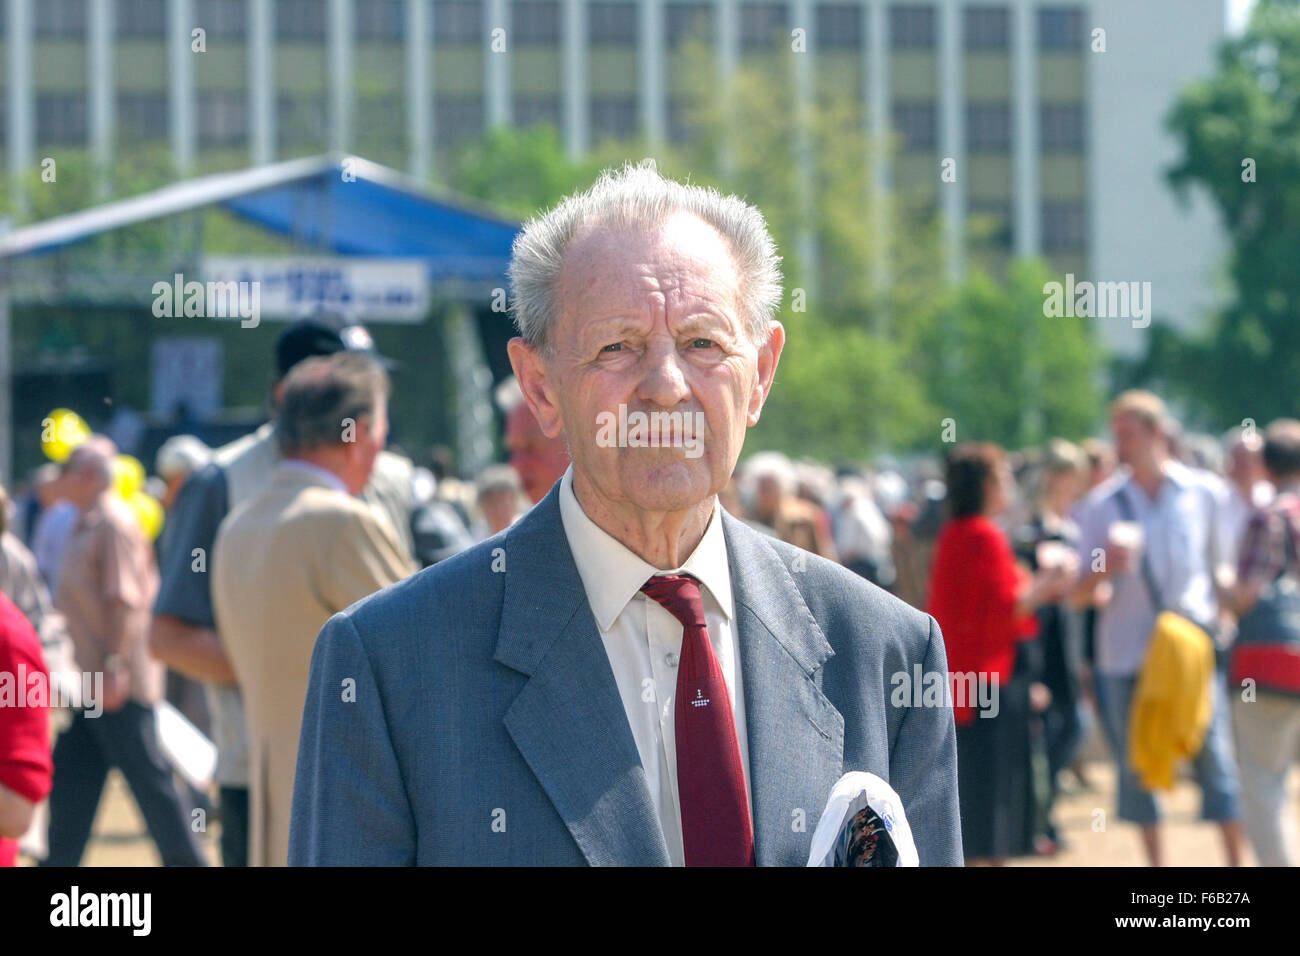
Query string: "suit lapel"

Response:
xmin=723 ymin=511 xmax=845 ymax=866
xmin=495 ymin=486 xmax=670 ymax=866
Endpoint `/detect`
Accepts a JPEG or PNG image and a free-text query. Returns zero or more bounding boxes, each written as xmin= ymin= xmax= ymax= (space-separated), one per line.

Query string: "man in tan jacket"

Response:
xmin=213 ymin=352 xmax=414 ymax=867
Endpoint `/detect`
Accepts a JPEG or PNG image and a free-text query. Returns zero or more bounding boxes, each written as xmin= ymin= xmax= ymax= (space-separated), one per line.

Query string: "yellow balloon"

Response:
xmin=40 ymin=408 xmax=90 ymax=463
xmin=112 ymin=455 xmax=146 ymax=499
xmin=127 ymin=491 xmax=165 ymax=542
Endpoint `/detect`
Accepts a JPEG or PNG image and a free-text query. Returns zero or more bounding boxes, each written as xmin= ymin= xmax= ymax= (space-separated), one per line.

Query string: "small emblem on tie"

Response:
xmin=691 ymin=688 xmax=710 ymax=708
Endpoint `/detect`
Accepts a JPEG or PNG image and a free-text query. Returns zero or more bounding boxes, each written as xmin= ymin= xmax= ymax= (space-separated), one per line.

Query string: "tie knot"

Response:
xmin=639 ymin=573 xmax=707 ymax=629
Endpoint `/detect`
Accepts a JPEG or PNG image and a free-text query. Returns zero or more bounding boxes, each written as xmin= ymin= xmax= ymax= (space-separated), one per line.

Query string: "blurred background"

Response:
xmin=0 ymin=0 xmax=1279 ymax=479
xmin=1 ymin=0 xmax=1298 ymax=868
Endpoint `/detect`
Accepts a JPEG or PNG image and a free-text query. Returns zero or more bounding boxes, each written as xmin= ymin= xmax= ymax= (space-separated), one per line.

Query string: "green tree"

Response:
xmin=443 ymin=124 xmax=601 ymax=220
xmin=1162 ymin=0 xmax=1300 ymax=425
xmin=917 ymin=259 xmax=1102 ymax=450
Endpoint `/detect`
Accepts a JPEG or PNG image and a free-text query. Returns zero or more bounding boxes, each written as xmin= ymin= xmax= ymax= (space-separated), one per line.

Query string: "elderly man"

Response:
xmin=43 ymin=438 xmax=207 ymax=867
xmin=213 ymin=353 xmax=413 ymax=867
xmin=290 ymin=162 xmax=962 ymax=866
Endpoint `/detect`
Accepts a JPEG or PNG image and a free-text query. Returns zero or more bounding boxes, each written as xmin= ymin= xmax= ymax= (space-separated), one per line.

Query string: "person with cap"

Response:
xmin=149 ymin=316 xmax=418 ymax=867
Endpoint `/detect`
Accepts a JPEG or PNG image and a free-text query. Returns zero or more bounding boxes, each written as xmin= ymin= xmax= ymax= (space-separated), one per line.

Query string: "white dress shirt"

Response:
xmin=557 ymin=466 xmax=752 ymax=866
xmin=277 ymin=458 xmax=349 ymax=494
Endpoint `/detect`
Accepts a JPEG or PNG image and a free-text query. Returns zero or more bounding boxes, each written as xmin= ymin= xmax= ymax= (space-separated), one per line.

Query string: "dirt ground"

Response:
xmin=21 ymin=730 xmax=1300 ymax=867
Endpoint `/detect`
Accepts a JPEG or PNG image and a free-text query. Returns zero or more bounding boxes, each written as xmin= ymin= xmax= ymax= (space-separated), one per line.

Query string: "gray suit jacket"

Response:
xmin=289 ymin=482 xmax=963 ymax=865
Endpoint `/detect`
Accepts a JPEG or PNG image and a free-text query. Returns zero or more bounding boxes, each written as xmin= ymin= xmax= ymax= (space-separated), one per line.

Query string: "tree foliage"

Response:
xmin=1161 ymin=0 xmax=1300 ymax=425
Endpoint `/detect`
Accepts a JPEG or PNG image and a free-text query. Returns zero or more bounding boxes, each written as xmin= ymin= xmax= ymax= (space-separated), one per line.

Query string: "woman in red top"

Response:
xmin=0 ymin=589 xmax=54 ymax=866
xmin=927 ymin=443 xmax=1070 ymax=864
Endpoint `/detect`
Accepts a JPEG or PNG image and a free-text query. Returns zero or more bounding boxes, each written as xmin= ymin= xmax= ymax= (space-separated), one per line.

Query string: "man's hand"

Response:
xmin=101 ymin=658 xmax=130 ymax=713
xmin=0 ymin=782 xmax=37 ymax=840
xmin=1106 ymin=542 xmax=1135 ymax=575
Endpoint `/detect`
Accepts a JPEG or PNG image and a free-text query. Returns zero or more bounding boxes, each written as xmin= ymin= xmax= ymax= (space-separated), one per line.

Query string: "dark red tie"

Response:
xmin=640 ymin=573 xmax=755 ymax=867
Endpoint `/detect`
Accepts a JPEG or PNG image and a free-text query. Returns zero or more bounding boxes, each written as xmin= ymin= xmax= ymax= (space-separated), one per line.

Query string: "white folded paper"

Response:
xmin=806 ymin=771 xmax=919 ymax=867
xmin=155 ymin=699 xmax=218 ymax=790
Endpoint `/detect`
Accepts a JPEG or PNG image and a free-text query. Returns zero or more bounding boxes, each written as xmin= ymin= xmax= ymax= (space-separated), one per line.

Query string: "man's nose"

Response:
xmin=635 ymin=342 xmax=691 ymax=407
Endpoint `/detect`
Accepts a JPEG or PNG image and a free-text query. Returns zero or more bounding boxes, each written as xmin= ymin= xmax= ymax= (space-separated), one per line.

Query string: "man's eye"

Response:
xmin=690 ymin=338 xmax=715 ymax=349
xmin=600 ymin=343 xmax=623 ymax=353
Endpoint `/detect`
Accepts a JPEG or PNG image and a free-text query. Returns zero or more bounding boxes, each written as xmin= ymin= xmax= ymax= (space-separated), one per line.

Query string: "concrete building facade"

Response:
xmin=0 ymin=0 xmax=1229 ymax=353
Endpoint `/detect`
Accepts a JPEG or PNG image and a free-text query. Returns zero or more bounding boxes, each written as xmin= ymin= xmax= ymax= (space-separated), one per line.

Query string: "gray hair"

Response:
xmin=276 ymin=352 xmax=390 ymax=455
xmin=65 ymin=436 xmax=117 ymax=485
xmin=155 ymin=435 xmax=211 ymax=480
xmin=508 ymin=159 xmax=783 ymax=355
xmin=475 ymin=464 xmax=524 ymax=503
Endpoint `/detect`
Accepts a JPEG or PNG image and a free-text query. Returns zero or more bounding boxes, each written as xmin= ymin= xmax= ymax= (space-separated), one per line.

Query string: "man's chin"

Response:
xmin=617 ymin=456 xmax=716 ymax=512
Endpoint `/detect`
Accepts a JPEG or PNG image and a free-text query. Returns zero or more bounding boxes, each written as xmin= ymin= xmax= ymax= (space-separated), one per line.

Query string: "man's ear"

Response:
xmin=343 ymin=414 xmax=372 ymax=460
xmin=747 ymin=321 xmax=785 ymax=427
xmin=507 ymin=337 xmax=565 ymax=439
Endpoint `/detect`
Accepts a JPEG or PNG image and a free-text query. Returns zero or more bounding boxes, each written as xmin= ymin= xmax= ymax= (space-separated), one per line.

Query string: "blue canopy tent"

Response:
xmin=0 ymin=154 xmax=520 ymax=286
xmin=0 ymin=155 xmax=523 ymax=485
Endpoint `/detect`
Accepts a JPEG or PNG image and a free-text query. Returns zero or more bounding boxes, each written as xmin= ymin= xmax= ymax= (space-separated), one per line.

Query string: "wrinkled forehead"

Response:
xmin=556 ymin=211 xmax=742 ymax=317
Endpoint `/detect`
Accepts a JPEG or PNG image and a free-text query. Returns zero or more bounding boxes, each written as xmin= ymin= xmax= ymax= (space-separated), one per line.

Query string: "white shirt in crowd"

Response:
xmin=1076 ymin=460 xmax=1235 ymax=676
xmin=557 ymin=465 xmax=752 ymax=866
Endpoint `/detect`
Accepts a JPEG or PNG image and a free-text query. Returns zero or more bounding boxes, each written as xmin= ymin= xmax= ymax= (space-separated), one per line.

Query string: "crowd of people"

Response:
xmin=1 ymin=313 xmax=1297 ymax=867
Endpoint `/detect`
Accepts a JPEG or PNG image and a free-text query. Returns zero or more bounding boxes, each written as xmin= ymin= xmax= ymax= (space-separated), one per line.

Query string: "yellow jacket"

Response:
xmin=1128 ymin=611 xmax=1215 ymax=792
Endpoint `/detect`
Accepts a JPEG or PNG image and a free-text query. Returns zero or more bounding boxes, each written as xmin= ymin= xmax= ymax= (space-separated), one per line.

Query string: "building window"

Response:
xmin=35 ymin=95 xmax=87 ymax=145
xmin=1038 ymin=6 xmax=1083 ymax=51
xmin=666 ymin=3 xmax=713 ymax=46
xmin=968 ymin=199 xmax=1013 ymax=249
xmin=589 ymin=2 xmax=636 ymax=44
xmin=435 ymin=95 xmax=485 ymax=147
xmin=514 ymin=94 xmax=561 ymax=128
xmin=815 ymin=3 xmax=862 ymax=50
xmin=119 ymin=93 xmax=169 ymax=141
xmin=118 ymin=0 xmax=166 ymax=38
xmin=966 ymin=103 xmax=1010 ymax=152
xmin=35 ymin=0 xmax=86 ymax=38
xmin=198 ymin=91 xmax=248 ymax=146
xmin=435 ymin=0 xmax=483 ymax=44
xmin=1042 ymin=201 xmax=1086 ymax=251
xmin=1040 ymin=103 xmax=1085 ymax=152
xmin=741 ymin=3 xmax=788 ymax=50
xmin=278 ymin=94 xmax=327 ymax=146
xmin=963 ymin=6 xmax=1008 ymax=50
xmin=592 ymin=96 xmax=637 ymax=141
xmin=277 ymin=0 xmax=325 ymax=41
xmin=513 ymin=1 xmax=559 ymax=44
xmin=892 ymin=102 xmax=936 ymax=151
xmin=356 ymin=0 xmax=403 ymax=40
xmin=195 ymin=0 xmax=247 ymax=39
xmin=889 ymin=4 xmax=935 ymax=50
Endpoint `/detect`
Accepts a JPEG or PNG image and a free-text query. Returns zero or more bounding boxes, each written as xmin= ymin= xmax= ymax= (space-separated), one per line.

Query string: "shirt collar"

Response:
xmin=277 ymin=458 xmax=349 ymax=494
xmin=557 ymin=465 xmax=734 ymax=632
xmin=1162 ymin=459 xmax=1195 ymax=490
xmin=1119 ymin=459 xmax=1193 ymax=502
